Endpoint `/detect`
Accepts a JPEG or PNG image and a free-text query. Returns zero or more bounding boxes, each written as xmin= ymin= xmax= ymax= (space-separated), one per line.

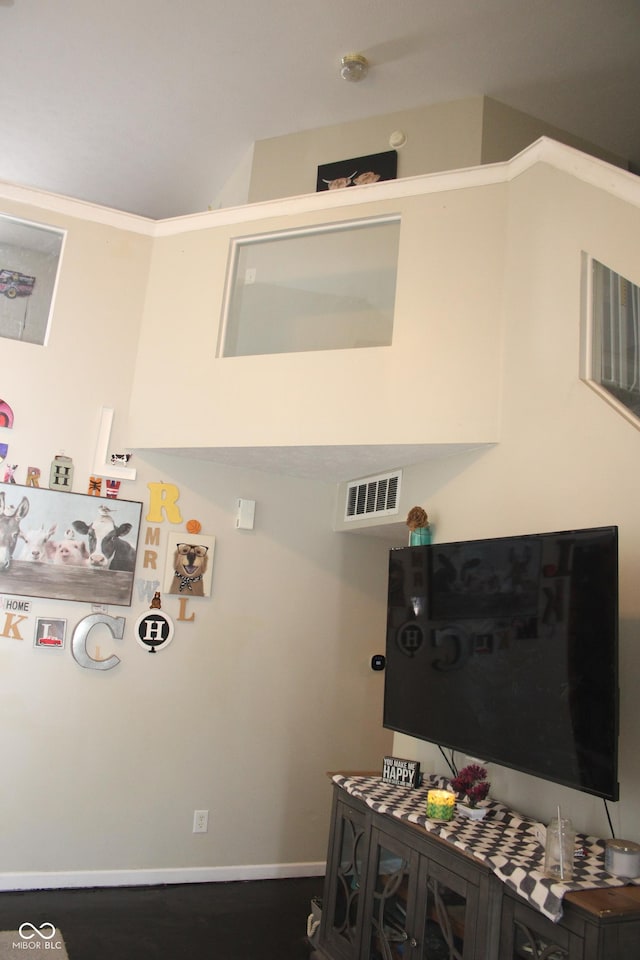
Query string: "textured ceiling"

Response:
xmin=2 ymin=0 xmax=637 ymax=484
xmin=0 ymin=0 xmax=638 ymax=220
xmin=152 ymin=443 xmax=488 ymax=484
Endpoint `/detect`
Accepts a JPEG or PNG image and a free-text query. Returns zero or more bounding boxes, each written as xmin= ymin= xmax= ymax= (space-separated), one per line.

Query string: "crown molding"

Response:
xmin=0 ymin=138 xmax=637 ymax=240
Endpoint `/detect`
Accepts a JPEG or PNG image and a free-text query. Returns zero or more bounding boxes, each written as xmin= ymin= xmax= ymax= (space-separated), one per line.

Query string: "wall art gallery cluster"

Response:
xmin=0 ymin=427 xmax=217 ymax=668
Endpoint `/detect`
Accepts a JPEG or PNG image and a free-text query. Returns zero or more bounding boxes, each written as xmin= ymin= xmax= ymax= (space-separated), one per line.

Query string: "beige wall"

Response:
xmin=380 ymin=163 xmax=640 ymax=842
xmin=129 ymin=181 xmax=504 ymax=452
xmin=246 ymin=96 xmax=627 ymax=205
xmin=480 ymin=97 xmax=626 ymax=169
xmin=249 ymin=97 xmax=484 ymax=203
xmin=1 ymin=138 xmax=639 ymax=890
xmin=0 ymin=193 xmax=391 ymax=886
xmin=0 ymin=198 xmax=151 ymax=461
xmin=137 ymin=144 xmax=640 ymax=846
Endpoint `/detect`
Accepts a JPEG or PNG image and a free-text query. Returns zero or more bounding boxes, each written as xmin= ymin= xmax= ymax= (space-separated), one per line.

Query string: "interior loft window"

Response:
xmin=0 ymin=214 xmax=65 ymax=346
xmin=219 ymin=215 xmax=400 ymax=357
xmin=585 ymin=257 xmax=640 ymax=425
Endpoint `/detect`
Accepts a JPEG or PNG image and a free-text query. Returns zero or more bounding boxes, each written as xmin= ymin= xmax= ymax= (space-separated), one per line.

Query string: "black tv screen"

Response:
xmin=383 ymin=526 xmax=619 ymax=800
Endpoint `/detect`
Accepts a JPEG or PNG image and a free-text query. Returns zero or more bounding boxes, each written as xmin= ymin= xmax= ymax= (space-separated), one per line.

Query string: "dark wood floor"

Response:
xmin=0 ymin=876 xmax=323 ymax=959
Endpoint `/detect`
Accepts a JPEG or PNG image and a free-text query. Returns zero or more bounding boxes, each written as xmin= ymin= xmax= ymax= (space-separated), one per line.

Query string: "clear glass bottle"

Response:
xmin=544 ymin=816 xmax=575 ymax=881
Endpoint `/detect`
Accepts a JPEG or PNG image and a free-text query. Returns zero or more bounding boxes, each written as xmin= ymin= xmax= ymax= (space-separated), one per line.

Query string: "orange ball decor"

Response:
xmin=186 ymin=519 xmax=202 ymax=535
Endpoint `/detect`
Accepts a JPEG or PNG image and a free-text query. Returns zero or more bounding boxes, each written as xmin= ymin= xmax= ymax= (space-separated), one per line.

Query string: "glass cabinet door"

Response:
xmin=512 ymin=924 xmax=571 ymax=960
xmin=411 ymin=855 xmax=480 ymax=960
xmin=363 ymin=828 xmax=418 ymax=960
xmin=499 ymin=897 xmax=582 ymax=960
xmin=323 ymin=798 xmax=369 ymax=960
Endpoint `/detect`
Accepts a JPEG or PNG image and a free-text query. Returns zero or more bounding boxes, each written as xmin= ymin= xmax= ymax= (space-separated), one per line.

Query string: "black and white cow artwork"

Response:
xmin=96 ymin=524 xmax=136 ymax=572
xmin=72 ymin=506 xmax=136 ymax=572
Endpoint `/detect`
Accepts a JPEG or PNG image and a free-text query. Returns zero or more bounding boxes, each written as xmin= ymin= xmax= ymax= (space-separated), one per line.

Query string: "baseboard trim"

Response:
xmin=0 ymin=861 xmax=326 ymax=892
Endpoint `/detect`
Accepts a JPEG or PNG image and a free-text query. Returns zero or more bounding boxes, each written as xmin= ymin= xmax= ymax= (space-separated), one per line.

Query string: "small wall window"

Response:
xmin=219 ymin=215 xmax=400 ymax=357
xmin=584 ymin=256 xmax=640 ymax=425
xmin=0 ymin=214 xmax=65 ymax=346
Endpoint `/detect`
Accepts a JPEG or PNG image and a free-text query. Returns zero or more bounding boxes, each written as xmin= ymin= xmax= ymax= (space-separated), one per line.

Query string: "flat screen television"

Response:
xmin=383 ymin=526 xmax=619 ymax=800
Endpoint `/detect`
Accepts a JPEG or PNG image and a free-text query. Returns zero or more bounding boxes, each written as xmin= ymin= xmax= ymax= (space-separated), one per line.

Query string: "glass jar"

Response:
xmin=409 ymin=527 xmax=431 ymax=546
xmin=544 ymin=817 xmax=575 ymax=881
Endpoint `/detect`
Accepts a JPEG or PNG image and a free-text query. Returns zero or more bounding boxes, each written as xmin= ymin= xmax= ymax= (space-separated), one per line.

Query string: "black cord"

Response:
xmin=603 ymin=799 xmax=615 ymax=839
xmin=438 ymin=745 xmax=457 ymax=778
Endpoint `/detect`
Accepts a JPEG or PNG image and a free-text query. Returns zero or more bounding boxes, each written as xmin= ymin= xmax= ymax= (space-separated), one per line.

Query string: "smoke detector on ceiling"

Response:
xmin=340 ymin=53 xmax=369 ymax=82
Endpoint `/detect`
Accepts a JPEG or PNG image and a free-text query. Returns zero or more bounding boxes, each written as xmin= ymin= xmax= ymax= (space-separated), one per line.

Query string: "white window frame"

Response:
xmin=581 ymin=252 xmax=640 ymax=430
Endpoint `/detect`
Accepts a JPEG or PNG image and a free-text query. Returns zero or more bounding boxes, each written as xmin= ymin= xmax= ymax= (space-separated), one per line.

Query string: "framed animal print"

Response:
xmin=163 ymin=532 xmax=215 ymax=598
xmin=0 ymin=213 xmax=65 ymax=346
xmin=0 ymin=482 xmax=142 ymax=606
xmin=316 ymin=149 xmax=397 ymax=192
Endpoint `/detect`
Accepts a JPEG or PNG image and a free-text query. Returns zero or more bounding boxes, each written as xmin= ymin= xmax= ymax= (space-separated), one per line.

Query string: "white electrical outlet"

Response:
xmin=193 ymin=809 xmax=209 ymax=833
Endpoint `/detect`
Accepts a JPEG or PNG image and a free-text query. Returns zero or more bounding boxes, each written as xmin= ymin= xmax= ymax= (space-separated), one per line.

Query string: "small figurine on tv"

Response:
xmin=406 ymin=506 xmax=431 ymax=546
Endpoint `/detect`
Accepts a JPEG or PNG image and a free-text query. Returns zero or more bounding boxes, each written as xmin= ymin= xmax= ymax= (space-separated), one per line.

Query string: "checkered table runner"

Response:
xmin=332 ymin=774 xmax=639 ymax=923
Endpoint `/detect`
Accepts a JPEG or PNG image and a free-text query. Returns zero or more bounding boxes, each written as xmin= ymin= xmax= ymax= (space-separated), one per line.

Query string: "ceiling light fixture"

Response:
xmin=340 ymin=53 xmax=369 ymax=82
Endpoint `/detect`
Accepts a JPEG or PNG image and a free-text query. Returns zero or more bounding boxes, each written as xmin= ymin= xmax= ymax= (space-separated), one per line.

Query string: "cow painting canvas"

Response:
xmin=0 ymin=482 xmax=142 ymax=605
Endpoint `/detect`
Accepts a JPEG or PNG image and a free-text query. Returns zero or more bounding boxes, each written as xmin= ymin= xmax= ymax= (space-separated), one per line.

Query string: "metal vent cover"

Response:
xmin=344 ymin=470 xmax=402 ymax=521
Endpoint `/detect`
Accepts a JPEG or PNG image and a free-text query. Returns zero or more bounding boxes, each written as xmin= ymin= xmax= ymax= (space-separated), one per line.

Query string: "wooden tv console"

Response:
xmin=315 ymin=778 xmax=640 ymax=960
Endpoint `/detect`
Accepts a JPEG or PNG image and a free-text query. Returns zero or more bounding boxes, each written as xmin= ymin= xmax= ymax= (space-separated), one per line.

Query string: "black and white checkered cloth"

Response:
xmin=332 ymin=774 xmax=639 ymax=923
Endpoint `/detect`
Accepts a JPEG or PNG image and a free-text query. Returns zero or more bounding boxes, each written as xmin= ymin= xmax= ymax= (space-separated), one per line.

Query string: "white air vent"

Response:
xmin=344 ymin=470 xmax=402 ymax=521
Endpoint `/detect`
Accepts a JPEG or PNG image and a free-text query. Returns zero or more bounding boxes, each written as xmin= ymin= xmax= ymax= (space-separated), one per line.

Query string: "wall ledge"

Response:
xmin=0 ymin=178 xmax=157 ymax=236
xmin=0 ymin=138 xmax=637 ymax=238
xmin=159 ymin=137 xmax=638 ymax=237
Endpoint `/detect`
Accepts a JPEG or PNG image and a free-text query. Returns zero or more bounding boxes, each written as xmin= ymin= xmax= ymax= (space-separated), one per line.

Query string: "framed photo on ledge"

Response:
xmin=0 ymin=214 xmax=65 ymax=346
xmin=316 ymin=150 xmax=397 ymax=192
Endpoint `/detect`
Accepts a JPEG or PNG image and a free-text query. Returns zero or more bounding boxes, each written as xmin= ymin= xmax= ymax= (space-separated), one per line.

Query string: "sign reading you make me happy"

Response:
xmin=382 ymin=755 xmax=421 ymax=790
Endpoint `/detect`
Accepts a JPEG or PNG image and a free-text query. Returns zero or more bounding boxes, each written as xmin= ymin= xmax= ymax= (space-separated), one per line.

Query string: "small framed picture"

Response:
xmin=164 ymin=532 xmax=215 ymax=598
xmin=34 ymin=617 xmax=67 ymax=650
xmin=316 ymin=150 xmax=397 ymax=192
xmin=0 ymin=213 xmax=65 ymax=346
